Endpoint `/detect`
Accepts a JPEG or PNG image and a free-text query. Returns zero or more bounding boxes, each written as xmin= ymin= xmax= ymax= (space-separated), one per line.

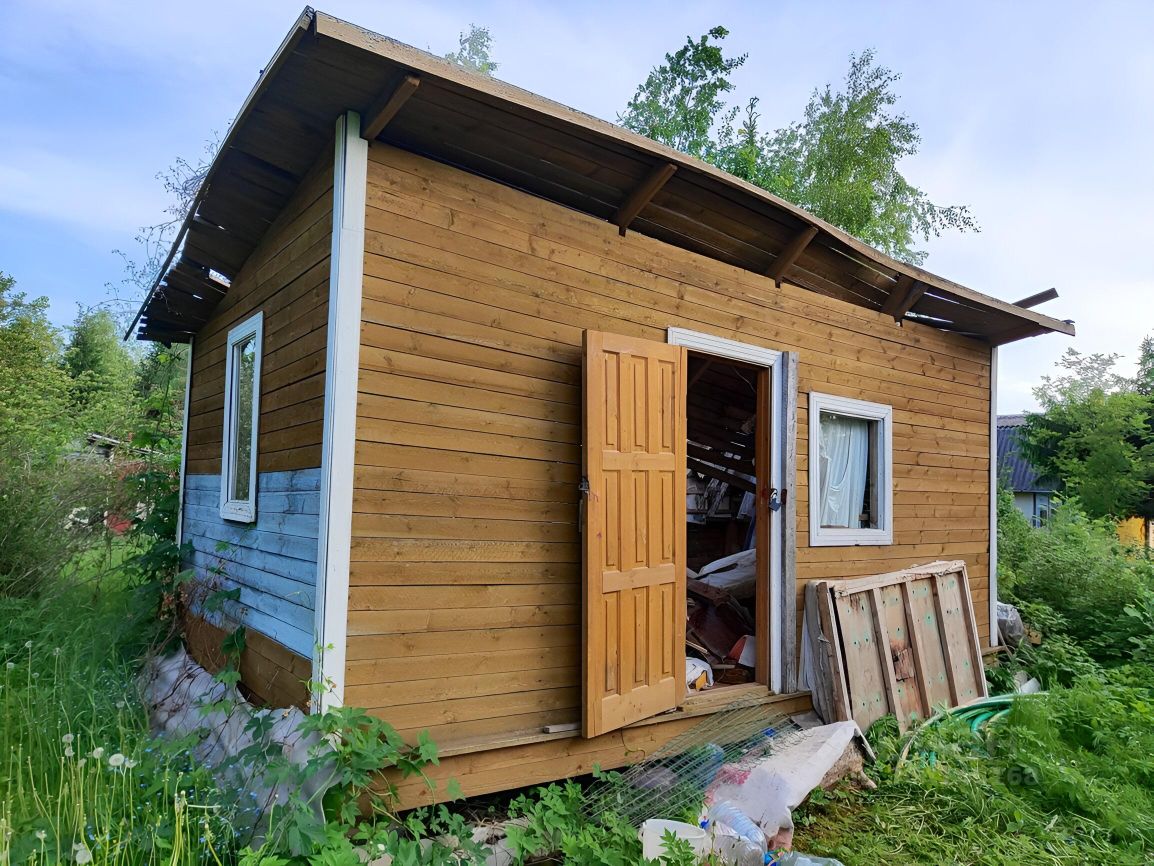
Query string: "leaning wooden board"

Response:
xmin=807 ymin=560 xmax=987 ymax=732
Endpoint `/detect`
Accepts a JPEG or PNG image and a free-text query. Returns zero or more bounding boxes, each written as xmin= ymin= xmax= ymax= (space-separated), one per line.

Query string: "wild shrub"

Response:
xmin=998 ymin=496 xmax=1154 ymax=664
xmin=0 ymin=275 xmax=138 ymax=599
xmin=0 ymin=457 xmax=120 ymax=597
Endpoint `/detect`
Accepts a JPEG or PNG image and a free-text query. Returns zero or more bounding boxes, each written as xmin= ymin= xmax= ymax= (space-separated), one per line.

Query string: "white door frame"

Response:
xmin=667 ymin=328 xmax=787 ymax=693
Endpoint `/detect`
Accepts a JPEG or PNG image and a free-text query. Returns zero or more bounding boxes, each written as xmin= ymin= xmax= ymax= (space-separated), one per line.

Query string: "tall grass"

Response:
xmin=0 ymin=559 xmax=232 ymax=866
xmin=792 ymin=494 xmax=1154 ymax=864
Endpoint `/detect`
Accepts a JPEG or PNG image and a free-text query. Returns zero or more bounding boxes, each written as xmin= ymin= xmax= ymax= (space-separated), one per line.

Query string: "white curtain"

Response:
xmin=818 ymin=412 xmax=870 ymax=528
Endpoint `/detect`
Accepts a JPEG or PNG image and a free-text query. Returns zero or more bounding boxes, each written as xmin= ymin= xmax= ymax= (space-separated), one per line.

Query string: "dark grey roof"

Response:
xmin=997 ymin=414 xmax=1057 ymax=493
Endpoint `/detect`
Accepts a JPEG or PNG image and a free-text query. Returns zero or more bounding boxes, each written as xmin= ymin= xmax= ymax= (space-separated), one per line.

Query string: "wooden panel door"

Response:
xmin=582 ymin=331 xmax=688 ymax=738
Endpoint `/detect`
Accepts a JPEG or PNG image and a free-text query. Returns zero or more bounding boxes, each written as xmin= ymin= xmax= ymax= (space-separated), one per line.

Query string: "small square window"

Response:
xmin=809 ymin=392 xmax=892 ymax=546
xmin=220 ymin=312 xmax=263 ymax=522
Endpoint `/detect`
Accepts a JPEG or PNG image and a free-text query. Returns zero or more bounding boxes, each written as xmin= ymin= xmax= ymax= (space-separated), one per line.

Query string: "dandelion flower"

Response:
xmin=108 ymin=753 xmax=125 ymax=768
xmin=115 ymin=700 xmax=125 ymax=709
xmin=73 ymin=842 xmax=93 ymax=864
xmin=35 ymin=830 xmax=47 ymax=842
xmin=24 ymin=640 xmax=32 ymax=649
xmin=90 ymin=747 xmax=104 ymax=760
xmin=64 ymin=746 xmax=74 ymax=758
xmin=77 ymin=759 xmax=86 ymax=768
xmin=32 ymin=672 xmax=39 ymax=679
xmin=53 ymin=647 xmax=62 ymax=657
xmin=124 ymin=758 xmax=137 ymax=769
xmin=62 ymin=733 xmax=74 ymax=744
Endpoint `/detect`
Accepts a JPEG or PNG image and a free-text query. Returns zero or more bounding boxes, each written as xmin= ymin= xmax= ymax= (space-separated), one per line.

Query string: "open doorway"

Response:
xmin=684 ymin=352 xmax=770 ymax=692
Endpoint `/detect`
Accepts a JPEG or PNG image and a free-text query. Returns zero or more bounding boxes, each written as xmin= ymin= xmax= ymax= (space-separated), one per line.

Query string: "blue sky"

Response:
xmin=2 ymin=0 xmax=1152 ymax=411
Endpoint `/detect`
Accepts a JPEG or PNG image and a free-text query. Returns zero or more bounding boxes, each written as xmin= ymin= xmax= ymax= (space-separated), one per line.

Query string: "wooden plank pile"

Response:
xmin=804 ymin=560 xmax=987 ymax=732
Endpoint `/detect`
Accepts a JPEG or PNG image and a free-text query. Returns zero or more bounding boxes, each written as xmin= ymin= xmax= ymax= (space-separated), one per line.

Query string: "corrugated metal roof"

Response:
xmin=996 ymin=414 xmax=1057 ymax=493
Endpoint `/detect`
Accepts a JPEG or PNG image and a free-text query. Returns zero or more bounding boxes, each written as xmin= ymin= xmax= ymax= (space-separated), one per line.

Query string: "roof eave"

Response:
xmin=125 ymin=7 xmax=317 ymax=341
xmin=313 ymin=11 xmax=1075 ymax=343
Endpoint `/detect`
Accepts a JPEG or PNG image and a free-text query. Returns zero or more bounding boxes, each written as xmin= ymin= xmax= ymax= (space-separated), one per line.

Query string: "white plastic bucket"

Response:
xmin=639 ymin=819 xmax=709 ymax=861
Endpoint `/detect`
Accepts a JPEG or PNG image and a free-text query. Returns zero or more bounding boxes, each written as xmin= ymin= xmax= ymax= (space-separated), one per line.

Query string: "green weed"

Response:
xmin=0 ymin=571 xmax=228 ymax=865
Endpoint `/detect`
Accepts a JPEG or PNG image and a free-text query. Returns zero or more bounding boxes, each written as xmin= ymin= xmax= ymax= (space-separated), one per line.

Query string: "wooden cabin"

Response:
xmin=130 ymin=9 xmax=1073 ymax=805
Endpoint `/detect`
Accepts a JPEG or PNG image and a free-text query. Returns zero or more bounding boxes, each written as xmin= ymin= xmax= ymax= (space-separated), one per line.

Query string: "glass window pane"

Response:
xmin=231 ymin=335 xmax=257 ymax=502
xmin=817 ymin=411 xmax=873 ymax=529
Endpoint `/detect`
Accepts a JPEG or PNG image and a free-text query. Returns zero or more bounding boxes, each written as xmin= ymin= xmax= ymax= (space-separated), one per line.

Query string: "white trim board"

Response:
xmin=989 ymin=346 xmax=999 ymax=647
xmin=175 ymin=337 xmax=195 ymax=547
xmin=807 ymin=391 xmax=894 ymax=547
xmin=667 ymin=327 xmax=781 ymax=368
xmin=314 ymin=110 xmax=368 ymax=711
xmin=667 ymin=327 xmax=785 ymax=693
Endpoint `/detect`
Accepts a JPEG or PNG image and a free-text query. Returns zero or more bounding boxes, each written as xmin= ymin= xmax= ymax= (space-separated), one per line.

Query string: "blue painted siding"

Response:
xmin=182 ymin=470 xmax=321 ymax=658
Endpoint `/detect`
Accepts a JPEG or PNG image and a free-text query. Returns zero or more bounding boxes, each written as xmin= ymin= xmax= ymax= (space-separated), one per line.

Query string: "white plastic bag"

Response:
xmin=697 ymin=549 xmax=757 ymax=599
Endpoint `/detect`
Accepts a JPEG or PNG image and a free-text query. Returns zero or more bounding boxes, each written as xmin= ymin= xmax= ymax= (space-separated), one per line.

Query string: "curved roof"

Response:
xmin=130 ymin=7 xmax=1075 ymax=347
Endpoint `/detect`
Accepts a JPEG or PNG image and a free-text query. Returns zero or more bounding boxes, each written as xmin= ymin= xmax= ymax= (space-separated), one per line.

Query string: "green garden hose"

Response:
xmin=896 ymin=694 xmax=1036 ymax=767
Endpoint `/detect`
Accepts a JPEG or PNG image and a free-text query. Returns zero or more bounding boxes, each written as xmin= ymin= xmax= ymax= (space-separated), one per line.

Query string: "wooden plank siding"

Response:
xmin=180 ymin=148 xmax=333 ymax=692
xmin=349 ymin=143 xmax=993 ymax=754
xmin=182 ymin=470 xmax=320 ymax=657
xmin=185 ymin=151 xmax=334 ymax=476
xmin=183 ymin=611 xmax=311 ymax=710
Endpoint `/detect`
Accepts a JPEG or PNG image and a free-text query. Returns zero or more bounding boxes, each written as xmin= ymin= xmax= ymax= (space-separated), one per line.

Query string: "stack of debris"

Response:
xmin=688 ymin=550 xmax=758 ymax=688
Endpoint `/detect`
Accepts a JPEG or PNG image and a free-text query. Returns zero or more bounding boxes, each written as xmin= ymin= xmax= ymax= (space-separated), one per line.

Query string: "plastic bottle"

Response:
xmin=767 ymin=852 xmax=846 ymax=866
xmin=706 ymin=802 xmax=767 ymax=866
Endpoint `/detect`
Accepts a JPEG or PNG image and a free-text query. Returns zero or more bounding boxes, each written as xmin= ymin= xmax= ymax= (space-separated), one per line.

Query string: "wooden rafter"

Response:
xmin=881 ymin=274 xmax=927 ymax=321
xmin=169 ymin=262 xmax=227 ymax=296
xmin=611 ymin=162 xmax=677 ymax=235
xmin=766 ymin=225 xmax=819 ymax=286
xmin=687 ymin=443 xmax=754 ymax=476
xmin=687 ymin=456 xmax=755 ymax=494
xmin=362 ymin=74 xmax=421 ymax=141
xmin=1013 ymin=288 xmax=1059 ymax=309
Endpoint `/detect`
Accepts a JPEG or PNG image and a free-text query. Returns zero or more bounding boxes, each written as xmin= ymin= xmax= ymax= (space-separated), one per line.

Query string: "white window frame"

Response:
xmin=219 ymin=311 xmax=263 ymax=523
xmin=809 ymin=391 xmax=893 ymax=546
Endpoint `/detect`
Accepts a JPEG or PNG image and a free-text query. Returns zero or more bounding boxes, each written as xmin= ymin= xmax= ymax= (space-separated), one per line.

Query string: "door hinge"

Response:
xmin=579 ymin=476 xmax=590 ymax=495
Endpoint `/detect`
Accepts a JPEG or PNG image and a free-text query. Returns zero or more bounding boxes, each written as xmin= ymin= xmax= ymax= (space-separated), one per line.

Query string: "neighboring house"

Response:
xmin=128 ymin=10 xmax=1073 ymax=806
xmin=65 ymin=433 xmax=145 ymax=534
xmin=996 ymin=414 xmax=1057 ymax=526
xmin=997 ymin=414 xmax=1151 ymax=544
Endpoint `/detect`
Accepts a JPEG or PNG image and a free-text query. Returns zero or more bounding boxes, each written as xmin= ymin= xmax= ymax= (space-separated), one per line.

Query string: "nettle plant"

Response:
xmin=503 ymin=778 xmax=700 ymax=866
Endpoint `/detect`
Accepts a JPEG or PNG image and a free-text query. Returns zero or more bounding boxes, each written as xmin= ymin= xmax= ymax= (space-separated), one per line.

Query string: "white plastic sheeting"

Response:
xmin=141 ymin=647 xmax=332 ymax=837
xmin=705 ymin=721 xmax=874 ymax=850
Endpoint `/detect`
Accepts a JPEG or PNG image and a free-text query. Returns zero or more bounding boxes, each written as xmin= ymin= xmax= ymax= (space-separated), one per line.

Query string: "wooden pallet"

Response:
xmin=805 ymin=560 xmax=987 ymax=732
